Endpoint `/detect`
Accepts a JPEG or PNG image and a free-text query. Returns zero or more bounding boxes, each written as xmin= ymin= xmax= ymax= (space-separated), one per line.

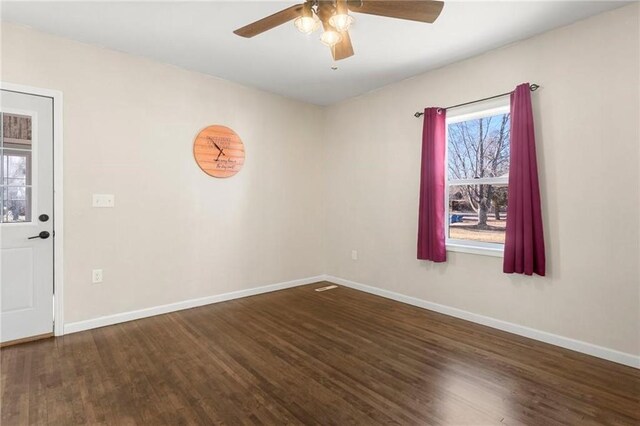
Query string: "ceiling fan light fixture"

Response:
xmin=329 ymin=13 xmax=354 ymax=32
xmin=294 ymin=14 xmax=320 ymax=34
xmin=320 ymin=29 xmax=342 ymax=47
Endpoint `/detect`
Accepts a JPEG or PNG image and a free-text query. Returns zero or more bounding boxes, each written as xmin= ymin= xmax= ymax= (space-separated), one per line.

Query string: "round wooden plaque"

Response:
xmin=193 ymin=125 xmax=245 ymax=178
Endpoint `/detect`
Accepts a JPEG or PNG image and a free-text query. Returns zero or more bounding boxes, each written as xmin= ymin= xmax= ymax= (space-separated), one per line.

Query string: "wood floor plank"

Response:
xmin=1 ymin=283 xmax=638 ymax=425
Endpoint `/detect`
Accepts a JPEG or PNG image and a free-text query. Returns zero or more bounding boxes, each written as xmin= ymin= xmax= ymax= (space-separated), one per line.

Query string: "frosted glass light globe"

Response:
xmin=294 ymin=15 xmax=320 ymax=34
xmin=320 ymin=30 xmax=342 ymax=47
xmin=329 ymin=14 xmax=354 ymax=32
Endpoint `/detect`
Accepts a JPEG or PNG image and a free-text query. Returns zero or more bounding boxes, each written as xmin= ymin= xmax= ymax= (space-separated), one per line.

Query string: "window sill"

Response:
xmin=446 ymin=243 xmax=504 ymax=258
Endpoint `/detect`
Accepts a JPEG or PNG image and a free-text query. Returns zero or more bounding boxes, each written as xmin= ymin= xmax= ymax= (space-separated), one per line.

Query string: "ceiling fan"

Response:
xmin=234 ymin=0 xmax=444 ymax=61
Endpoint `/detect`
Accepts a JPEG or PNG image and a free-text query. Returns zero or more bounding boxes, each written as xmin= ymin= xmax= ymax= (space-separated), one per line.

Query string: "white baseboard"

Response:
xmin=63 ymin=275 xmax=326 ymax=335
xmin=63 ymin=273 xmax=639 ymax=369
xmin=324 ymin=275 xmax=640 ymax=369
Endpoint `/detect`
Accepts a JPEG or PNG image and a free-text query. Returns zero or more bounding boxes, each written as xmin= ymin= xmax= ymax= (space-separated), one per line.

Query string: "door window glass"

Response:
xmin=1 ymin=113 xmax=33 ymax=223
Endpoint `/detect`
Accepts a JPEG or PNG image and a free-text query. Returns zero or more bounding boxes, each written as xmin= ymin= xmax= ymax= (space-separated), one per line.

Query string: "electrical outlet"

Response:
xmin=92 ymin=269 xmax=103 ymax=283
xmin=92 ymin=194 xmax=115 ymax=208
xmin=351 ymin=250 xmax=358 ymax=260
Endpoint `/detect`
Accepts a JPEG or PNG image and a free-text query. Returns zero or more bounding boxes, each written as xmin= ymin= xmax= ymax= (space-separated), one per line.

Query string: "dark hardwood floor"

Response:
xmin=2 ymin=283 xmax=639 ymax=425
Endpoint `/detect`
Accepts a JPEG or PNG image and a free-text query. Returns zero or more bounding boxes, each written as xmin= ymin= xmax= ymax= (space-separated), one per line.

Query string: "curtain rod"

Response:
xmin=413 ymin=84 xmax=540 ymax=118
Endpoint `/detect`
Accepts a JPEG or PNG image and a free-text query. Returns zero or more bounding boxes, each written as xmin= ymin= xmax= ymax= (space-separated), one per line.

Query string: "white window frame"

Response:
xmin=444 ymin=97 xmax=510 ymax=257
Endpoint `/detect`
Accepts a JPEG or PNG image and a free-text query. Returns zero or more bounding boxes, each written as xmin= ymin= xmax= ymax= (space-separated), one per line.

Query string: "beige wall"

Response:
xmin=323 ymin=4 xmax=640 ymax=356
xmin=1 ymin=23 xmax=325 ymax=323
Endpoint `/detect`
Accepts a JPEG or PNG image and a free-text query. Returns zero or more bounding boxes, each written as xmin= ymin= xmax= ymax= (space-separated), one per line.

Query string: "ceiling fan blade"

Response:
xmin=234 ymin=4 xmax=305 ymax=38
xmin=347 ymin=0 xmax=444 ymax=24
xmin=333 ymin=31 xmax=354 ymax=61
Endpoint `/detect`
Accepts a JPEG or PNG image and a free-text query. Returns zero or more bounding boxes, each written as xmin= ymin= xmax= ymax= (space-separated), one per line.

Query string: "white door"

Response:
xmin=1 ymin=89 xmax=54 ymax=344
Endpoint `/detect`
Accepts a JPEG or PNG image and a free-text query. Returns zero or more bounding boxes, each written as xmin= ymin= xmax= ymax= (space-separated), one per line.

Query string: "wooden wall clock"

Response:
xmin=193 ymin=125 xmax=245 ymax=178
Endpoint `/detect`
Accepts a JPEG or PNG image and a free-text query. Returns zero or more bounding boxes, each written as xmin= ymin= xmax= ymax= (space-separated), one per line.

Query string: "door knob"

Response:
xmin=28 ymin=231 xmax=50 ymax=240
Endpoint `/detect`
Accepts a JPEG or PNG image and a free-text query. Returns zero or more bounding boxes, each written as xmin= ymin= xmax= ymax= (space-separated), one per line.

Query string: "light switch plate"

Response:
xmin=93 ymin=194 xmax=114 ymax=208
xmin=92 ymin=269 xmax=103 ymax=283
xmin=351 ymin=250 xmax=358 ymax=260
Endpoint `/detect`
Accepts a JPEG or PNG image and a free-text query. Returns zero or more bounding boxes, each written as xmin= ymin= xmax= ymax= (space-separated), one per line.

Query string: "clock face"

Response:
xmin=193 ymin=125 xmax=245 ymax=178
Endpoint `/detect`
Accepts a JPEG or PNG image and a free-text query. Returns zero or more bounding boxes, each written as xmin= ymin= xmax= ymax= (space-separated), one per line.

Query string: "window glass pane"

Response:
xmin=449 ymin=184 xmax=507 ymax=244
xmin=2 ymin=113 xmax=32 ymax=149
xmin=1 ymin=112 xmax=33 ymax=224
xmin=2 ymin=186 xmax=32 ymax=223
xmin=3 ymin=151 xmax=29 ymax=185
xmin=447 ymin=113 xmax=510 ymax=181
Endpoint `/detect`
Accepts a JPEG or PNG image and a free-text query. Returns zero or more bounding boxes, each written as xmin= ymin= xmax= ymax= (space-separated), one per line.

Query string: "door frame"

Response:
xmin=1 ymin=82 xmax=64 ymax=337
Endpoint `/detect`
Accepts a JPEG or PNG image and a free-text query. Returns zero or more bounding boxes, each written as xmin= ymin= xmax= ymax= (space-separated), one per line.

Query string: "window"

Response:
xmin=1 ymin=113 xmax=33 ymax=223
xmin=445 ymin=99 xmax=510 ymax=256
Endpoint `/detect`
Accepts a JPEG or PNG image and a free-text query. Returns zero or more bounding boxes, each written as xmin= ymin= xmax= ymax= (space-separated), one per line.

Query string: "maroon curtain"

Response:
xmin=503 ymin=83 xmax=545 ymax=276
xmin=418 ymin=108 xmax=446 ymax=262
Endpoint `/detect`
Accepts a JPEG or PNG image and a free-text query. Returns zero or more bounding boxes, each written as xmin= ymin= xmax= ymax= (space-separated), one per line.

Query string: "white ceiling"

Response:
xmin=1 ymin=1 xmax=630 ymax=105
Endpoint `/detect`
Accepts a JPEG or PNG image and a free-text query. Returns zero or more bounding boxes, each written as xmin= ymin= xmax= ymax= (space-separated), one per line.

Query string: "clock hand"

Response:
xmin=214 ymin=143 xmax=225 ymax=158
xmin=207 ymin=137 xmax=225 ymax=154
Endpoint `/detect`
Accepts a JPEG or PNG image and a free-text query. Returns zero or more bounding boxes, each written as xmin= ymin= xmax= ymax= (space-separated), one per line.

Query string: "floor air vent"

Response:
xmin=315 ymin=285 xmax=338 ymax=292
